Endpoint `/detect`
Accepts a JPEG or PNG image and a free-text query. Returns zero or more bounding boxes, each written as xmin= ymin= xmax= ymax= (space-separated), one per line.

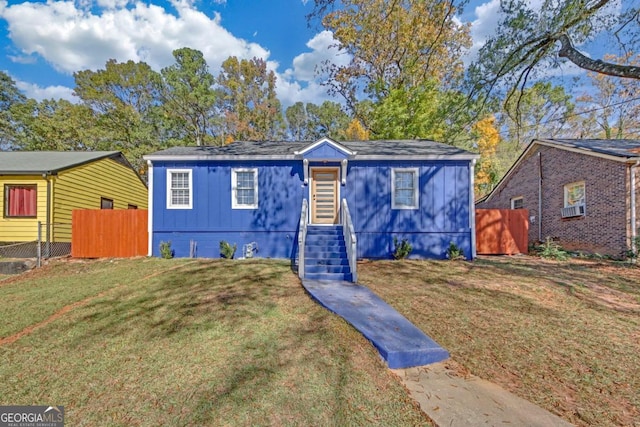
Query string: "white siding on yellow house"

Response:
xmin=0 ymin=176 xmax=48 ymax=242
xmin=52 ymin=158 xmax=148 ymax=241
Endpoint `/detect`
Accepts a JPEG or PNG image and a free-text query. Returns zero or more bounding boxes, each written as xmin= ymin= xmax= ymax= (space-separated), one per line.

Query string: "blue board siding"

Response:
xmin=303 ymin=142 xmax=349 ymax=160
xmin=152 ymin=160 xmax=304 ymax=258
xmin=343 ymin=161 xmax=472 ymax=259
xmin=151 ymin=159 xmax=473 ymax=260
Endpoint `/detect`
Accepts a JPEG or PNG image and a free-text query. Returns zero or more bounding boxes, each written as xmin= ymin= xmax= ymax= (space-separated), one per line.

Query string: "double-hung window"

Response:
xmin=4 ymin=184 xmax=37 ymax=217
xmin=232 ymin=168 xmax=258 ymax=209
xmin=167 ymin=169 xmax=192 ymax=209
xmin=392 ymin=168 xmax=419 ymax=209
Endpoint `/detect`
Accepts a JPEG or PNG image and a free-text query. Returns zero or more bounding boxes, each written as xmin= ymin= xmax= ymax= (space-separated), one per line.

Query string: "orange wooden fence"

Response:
xmin=476 ymin=209 xmax=529 ymax=255
xmin=72 ymin=210 xmax=147 ymax=258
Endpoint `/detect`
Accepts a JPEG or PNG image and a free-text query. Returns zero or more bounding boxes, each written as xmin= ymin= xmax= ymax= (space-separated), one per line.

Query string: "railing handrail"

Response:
xmin=341 ymin=198 xmax=357 ymax=283
xmin=298 ymin=198 xmax=309 ymax=279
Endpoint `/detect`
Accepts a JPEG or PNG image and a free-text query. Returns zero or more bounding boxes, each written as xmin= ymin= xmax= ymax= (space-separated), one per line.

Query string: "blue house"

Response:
xmin=144 ymin=137 xmax=479 ymax=281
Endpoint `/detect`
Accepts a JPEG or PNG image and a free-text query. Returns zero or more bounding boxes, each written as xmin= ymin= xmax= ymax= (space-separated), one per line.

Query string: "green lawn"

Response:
xmin=2 ymin=256 xmax=638 ymax=426
xmin=361 ymin=256 xmax=640 ymax=427
xmin=0 ymin=258 xmax=430 ymax=426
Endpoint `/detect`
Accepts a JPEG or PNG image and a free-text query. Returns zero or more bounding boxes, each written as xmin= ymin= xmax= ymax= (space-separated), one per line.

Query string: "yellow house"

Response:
xmin=0 ymin=151 xmax=147 ymax=246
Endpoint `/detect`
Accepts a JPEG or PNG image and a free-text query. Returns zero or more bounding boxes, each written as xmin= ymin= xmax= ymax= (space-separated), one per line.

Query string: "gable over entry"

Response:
xmin=295 ymin=138 xmax=354 ymax=225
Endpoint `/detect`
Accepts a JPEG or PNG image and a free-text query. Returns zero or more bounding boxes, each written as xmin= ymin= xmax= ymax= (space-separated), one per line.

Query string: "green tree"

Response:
xmin=217 ymin=56 xmax=284 ymax=142
xmin=0 ymin=71 xmax=27 ymax=150
xmin=285 ymin=102 xmax=309 ymax=141
xmin=74 ymin=59 xmax=165 ymax=167
xmin=11 ymin=99 xmax=98 ymax=152
xmin=161 ymin=47 xmax=217 ymax=146
xmin=306 ymin=101 xmax=351 ymax=140
xmin=501 ymin=82 xmax=575 ymax=147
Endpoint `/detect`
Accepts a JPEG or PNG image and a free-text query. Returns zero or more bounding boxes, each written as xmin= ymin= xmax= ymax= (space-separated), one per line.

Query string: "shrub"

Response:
xmin=220 ymin=241 xmax=237 ymax=259
xmin=446 ymin=242 xmax=466 ymax=261
xmin=159 ymin=241 xmax=173 ymax=259
xmin=537 ymin=237 xmax=568 ymax=261
xmin=392 ymin=237 xmax=412 ymax=260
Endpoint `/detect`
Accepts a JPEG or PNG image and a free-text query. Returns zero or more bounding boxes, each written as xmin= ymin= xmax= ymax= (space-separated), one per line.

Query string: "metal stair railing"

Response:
xmin=341 ymin=198 xmax=357 ymax=282
xmin=298 ymin=198 xmax=309 ymax=279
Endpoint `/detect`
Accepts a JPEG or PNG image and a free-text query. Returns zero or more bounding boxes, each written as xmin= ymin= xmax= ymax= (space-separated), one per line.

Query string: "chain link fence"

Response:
xmin=0 ymin=222 xmax=71 ymax=267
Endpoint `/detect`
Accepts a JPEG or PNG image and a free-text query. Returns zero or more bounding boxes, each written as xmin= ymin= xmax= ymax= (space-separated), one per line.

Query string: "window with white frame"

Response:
xmin=232 ymin=168 xmax=258 ymax=209
xmin=510 ymin=196 xmax=524 ymax=209
xmin=392 ymin=168 xmax=419 ymax=209
xmin=564 ymin=181 xmax=585 ymax=208
xmin=167 ymin=169 xmax=192 ymax=209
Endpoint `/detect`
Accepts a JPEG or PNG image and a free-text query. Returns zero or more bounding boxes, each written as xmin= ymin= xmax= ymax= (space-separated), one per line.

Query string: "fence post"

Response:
xmin=37 ymin=221 xmax=42 ymax=268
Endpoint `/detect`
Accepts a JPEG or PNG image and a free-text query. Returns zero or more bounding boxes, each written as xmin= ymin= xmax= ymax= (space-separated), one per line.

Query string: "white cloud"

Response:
xmin=277 ymin=30 xmax=350 ymax=106
xmin=16 ymin=79 xmax=78 ymax=102
xmin=462 ymin=0 xmax=502 ymax=64
xmin=0 ymin=0 xmax=269 ymax=75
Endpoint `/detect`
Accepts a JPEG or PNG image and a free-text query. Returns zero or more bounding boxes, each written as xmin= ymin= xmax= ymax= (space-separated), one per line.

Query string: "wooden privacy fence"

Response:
xmin=72 ymin=209 xmax=147 ymax=258
xmin=476 ymin=209 xmax=529 ymax=255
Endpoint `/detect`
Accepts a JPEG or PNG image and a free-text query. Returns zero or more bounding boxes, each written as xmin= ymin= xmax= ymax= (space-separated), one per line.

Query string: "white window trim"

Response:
xmin=510 ymin=196 xmax=524 ymax=209
xmin=232 ymin=168 xmax=258 ymax=209
xmin=391 ymin=168 xmax=419 ymax=210
xmin=166 ymin=169 xmax=192 ymax=209
xmin=563 ymin=181 xmax=586 ymax=208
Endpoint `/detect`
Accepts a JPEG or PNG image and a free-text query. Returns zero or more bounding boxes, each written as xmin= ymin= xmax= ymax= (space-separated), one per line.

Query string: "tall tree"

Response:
xmin=306 ymin=101 xmax=351 ymax=140
xmin=217 ymin=56 xmax=284 ymax=141
xmin=501 ymin=82 xmax=575 ymax=147
xmin=0 ymin=71 xmax=27 ymax=150
xmin=161 ymin=47 xmax=217 ymax=146
xmin=74 ymin=59 xmax=164 ymax=165
xmin=469 ymin=0 xmax=640 ymax=104
xmin=11 ymin=99 xmax=98 ymax=152
xmin=576 ymin=54 xmax=640 ymax=139
xmin=315 ymin=0 xmax=471 ymax=115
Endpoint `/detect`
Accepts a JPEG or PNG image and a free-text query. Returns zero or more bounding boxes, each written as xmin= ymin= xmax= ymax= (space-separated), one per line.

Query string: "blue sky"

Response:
xmin=0 ymin=0 xmax=603 ymax=107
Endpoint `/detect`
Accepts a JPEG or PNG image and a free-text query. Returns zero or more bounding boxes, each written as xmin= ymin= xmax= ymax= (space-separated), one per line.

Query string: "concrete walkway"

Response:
xmin=302 ymin=279 xmax=574 ymax=426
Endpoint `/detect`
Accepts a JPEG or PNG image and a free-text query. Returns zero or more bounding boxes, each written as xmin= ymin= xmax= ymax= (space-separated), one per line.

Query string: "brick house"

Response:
xmin=477 ymin=139 xmax=640 ymax=256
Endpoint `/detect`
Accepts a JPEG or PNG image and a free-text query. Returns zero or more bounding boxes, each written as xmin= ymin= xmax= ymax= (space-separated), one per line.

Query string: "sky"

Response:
xmin=0 ymin=0 xmax=604 ymax=107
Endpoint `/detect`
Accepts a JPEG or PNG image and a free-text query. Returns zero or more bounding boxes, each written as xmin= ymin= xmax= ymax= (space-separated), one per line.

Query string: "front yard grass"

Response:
xmin=362 ymin=256 xmax=640 ymax=427
xmin=1 ymin=256 xmax=638 ymax=426
xmin=0 ymin=258 xmax=429 ymax=426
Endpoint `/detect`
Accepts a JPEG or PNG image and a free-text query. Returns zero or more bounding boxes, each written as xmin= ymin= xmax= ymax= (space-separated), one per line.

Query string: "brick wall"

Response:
xmin=478 ymin=144 xmax=633 ymax=256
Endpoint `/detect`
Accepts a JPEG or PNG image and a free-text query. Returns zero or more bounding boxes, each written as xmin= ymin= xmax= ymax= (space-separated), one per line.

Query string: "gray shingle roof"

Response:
xmin=144 ymin=139 xmax=477 ymax=159
xmin=538 ymin=138 xmax=640 ymax=159
xmin=0 ymin=151 xmax=124 ymax=174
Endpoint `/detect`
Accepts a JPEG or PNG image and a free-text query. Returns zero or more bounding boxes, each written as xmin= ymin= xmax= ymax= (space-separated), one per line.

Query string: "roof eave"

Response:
xmin=144 ymin=153 xmax=480 ymax=162
xmin=536 ymin=139 xmax=640 ymax=163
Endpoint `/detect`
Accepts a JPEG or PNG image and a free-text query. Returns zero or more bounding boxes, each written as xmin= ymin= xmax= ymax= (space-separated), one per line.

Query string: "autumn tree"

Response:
xmin=344 ymin=118 xmax=369 ymax=140
xmin=161 ymin=47 xmax=217 ymax=146
xmin=314 ymin=0 xmax=471 ymax=116
xmin=469 ymin=0 xmax=640 ymax=105
xmin=576 ymin=54 xmax=640 ymax=139
xmin=473 ymin=115 xmax=501 ymax=197
xmin=217 ymin=56 xmax=284 ymax=142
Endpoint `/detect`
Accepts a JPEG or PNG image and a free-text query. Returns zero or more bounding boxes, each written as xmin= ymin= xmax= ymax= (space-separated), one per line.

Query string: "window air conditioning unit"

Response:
xmin=561 ymin=204 xmax=585 ymax=218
